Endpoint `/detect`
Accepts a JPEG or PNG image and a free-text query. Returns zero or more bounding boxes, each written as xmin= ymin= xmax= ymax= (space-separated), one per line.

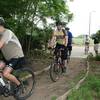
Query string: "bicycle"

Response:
xmin=49 ymin=48 xmax=65 ymax=82
xmin=0 ymin=65 xmax=35 ymax=100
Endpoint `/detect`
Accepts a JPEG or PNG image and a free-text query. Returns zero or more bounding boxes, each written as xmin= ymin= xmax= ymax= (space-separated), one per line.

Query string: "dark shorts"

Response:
xmin=5 ymin=57 xmax=25 ymax=70
xmin=54 ymin=43 xmax=68 ymax=60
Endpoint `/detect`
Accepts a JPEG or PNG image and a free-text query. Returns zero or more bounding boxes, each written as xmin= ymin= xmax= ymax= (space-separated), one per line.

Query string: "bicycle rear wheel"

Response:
xmin=49 ymin=63 xmax=62 ymax=82
xmin=13 ymin=67 xmax=35 ymax=100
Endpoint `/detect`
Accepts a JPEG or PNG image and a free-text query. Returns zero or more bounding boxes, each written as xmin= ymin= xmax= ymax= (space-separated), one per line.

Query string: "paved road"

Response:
xmin=71 ymin=46 xmax=100 ymax=58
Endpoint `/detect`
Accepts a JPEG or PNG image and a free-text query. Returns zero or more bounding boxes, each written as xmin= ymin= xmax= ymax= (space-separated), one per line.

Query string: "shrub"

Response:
xmin=94 ymin=54 xmax=100 ymax=61
xmin=87 ymin=53 xmax=100 ymax=61
xmin=87 ymin=52 xmax=94 ymax=61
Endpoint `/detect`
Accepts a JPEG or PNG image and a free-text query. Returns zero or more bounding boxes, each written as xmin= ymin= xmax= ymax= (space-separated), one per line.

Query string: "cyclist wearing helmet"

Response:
xmin=0 ymin=17 xmax=25 ymax=92
xmin=84 ymin=35 xmax=90 ymax=54
xmin=65 ymin=27 xmax=73 ymax=57
xmin=50 ymin=21 xmax=68 ymax=73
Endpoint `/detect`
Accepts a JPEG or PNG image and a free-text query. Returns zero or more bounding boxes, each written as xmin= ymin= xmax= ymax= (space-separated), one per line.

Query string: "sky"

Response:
xmin=67 ymin=0 xmax=100 ymax=37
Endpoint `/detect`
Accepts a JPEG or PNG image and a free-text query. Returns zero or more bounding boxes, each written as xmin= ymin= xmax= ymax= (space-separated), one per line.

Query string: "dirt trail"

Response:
xmin=0 ymin=58 xmax=86 ymax=100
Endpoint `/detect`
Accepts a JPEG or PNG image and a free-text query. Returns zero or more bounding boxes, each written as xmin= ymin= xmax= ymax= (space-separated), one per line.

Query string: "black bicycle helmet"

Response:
xmin=65 ymin=27 xmax=70 ymax=30
xmin=0 ymin=17 xmax=5 ymax=27
xmin=56 ymin=21 xmax=62 ymax=26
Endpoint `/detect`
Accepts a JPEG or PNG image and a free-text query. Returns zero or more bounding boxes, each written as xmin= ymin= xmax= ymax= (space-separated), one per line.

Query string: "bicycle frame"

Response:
xmin=55 ymin=48 xmax=64 ymax=65
xmin=49 ymin=48 xmax=65 ymax=82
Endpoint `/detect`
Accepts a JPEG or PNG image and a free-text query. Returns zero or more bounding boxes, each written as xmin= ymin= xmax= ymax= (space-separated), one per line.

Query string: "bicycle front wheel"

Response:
xmin=49 ymin=63 xmax=62 ymax=82
xmin=13 ymin=67 xmax=35 ymax=100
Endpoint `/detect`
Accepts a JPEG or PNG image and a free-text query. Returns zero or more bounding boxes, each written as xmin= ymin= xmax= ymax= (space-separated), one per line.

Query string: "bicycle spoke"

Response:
xmin=13 ymin=67 xmax=35 ymax=100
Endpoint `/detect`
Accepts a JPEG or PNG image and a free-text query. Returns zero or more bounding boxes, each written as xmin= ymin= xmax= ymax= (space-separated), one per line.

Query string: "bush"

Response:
xmin=29 ymin=49 xmax=51 ymax=59
xmin=87 ymin=53 xmax=100 ymax=61
xmin=94 ymin=54 xmax=100 ymax=61
xmin=87 ymin=53 xmax=94 ymax=61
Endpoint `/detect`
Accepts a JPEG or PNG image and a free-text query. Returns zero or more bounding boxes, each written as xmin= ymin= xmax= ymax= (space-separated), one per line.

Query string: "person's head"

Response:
xmin=56 ymin=21 xmax=62 ymax=30
xmin=65 ymin=27 xmax=70 ymax=31
xmin=86 ymin=35 xmax=88 ymax=38
xmin=0 ymin=17 xmax=5 ymax=32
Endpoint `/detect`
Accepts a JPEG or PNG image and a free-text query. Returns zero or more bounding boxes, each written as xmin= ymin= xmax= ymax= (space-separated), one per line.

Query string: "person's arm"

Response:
xmin=64 ymin=30 xmax=68 ymax=46
xmin=64 ymin=35 xmax=68 ymax=46
xmin=0 ymin=31 xmax=12 ymax=49
xmin=50 ymin=31 xmax=56 ymax=48
xmin=0 ymin=40 xmax=5 ymax=48
xmin=71 ymin=33 xmax=73 ymax=44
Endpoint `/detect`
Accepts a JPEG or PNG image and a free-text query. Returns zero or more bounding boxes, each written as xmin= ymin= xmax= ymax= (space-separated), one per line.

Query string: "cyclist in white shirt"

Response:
xmin=0 ymin=17 xmax=25 ymax=91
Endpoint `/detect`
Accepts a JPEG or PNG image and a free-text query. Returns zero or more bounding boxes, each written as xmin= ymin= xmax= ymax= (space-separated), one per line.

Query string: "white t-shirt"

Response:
xmin=0 ymin=29 xmax=24 ymax=60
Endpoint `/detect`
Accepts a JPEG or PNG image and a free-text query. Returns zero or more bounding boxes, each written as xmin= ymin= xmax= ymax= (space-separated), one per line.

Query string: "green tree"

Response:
xmin=0 ymin=0 xmax=73 ymax=54
xmin=96 ymin=30 xmax=100 ymax=41
xmin=91 ymin=30 xmax=100 ymax=42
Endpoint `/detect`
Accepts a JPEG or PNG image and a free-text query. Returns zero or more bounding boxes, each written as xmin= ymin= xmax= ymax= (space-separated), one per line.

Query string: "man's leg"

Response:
xmin=69 ymin=46 xmax=72 ymax=56
xmin=3 ymin=67 xmax=20 ymax=86
xmin=94 ymin=44 xmax=98 ymax=55
xmin=64 ymin=59 xmax=67 ymax=67
xmin=62 ymin=47 xmax=68 ymax=73
xmin=96 ymin=44 xmax=98 ymax=55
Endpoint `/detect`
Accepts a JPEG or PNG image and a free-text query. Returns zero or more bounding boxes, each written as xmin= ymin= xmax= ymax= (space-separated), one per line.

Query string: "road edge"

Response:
xmin=34 ymin=65 xmax=50 ymax=75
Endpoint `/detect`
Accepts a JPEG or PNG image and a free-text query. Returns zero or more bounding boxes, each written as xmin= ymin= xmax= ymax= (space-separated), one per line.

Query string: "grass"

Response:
xmin=88 ymin=53 xmax=100 ymax=61
xmin=73 ymin=37 xmax=93 ymax=46
xmin=51 ymin=96 xmax=57 ymax=100
xmin=67 ymin=74 xmax=100 ymax=100
xmin=67 ymin=59 xmax=100 ymax=100
xmin=94 ymin=55 xmax=100 ymax=61
xmin=73 ymin=38 xmax=84 ymax=46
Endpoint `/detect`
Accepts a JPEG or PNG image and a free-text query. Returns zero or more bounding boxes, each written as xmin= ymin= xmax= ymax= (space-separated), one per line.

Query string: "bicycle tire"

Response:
xmin=49 ymin=63 xmax=62 ymax=82
xmin=13 ymin=67 xmax=35 ymax=100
